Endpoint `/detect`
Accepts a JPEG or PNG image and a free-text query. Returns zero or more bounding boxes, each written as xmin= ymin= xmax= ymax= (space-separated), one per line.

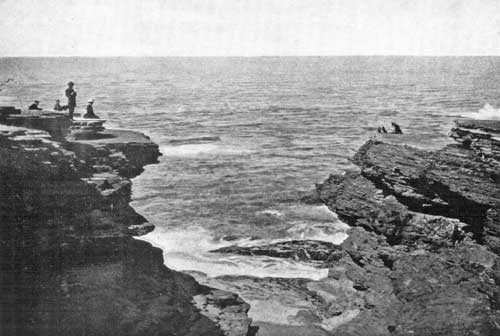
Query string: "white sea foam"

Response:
xmin=160 ymin=143 xmax=253 ymax=157
xmin=258 ymin=204 xmax=350 ymax=245
xmin=137 ymin=205 xmax=350 ymax=281
xmin=286 ymin=222 xmax=349 ymax=244
xmin=286 ymin=204 xmax=344 ymax=222
xmin=257 ymin=209 xmax=284 ymax=218
xmin=459 ymin=103 xmax=500 ymax=120
xmin=137 ymin=227 xmax=330 ymax=280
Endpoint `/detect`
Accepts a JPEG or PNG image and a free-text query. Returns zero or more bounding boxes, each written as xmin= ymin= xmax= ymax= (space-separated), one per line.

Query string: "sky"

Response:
xmin=0 ymin=0 xmax=499 ymax=56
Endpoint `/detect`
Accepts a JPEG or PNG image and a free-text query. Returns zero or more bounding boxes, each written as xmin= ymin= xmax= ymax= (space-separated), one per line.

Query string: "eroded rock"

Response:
xmin=311 ymin=118 xmax=500 ymax=335
xmin=0 ymin=122 xmax=251 ymax=336
xmin=211 ymin=240 xmax=343 ymax=262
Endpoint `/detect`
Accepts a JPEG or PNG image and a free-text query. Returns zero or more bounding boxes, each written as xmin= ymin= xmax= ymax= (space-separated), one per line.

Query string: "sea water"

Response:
xmin=2 ymin=56 xmax=500 ymax=281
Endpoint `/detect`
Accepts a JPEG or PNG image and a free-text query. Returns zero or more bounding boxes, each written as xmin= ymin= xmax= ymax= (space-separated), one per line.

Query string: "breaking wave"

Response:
xmin=459 ymin=103 xmax=500 ymax=120
xmin=160 ymin=143 xmax=253 ymax=157
xmin=137 ymin=227 xmax=331 ymax=280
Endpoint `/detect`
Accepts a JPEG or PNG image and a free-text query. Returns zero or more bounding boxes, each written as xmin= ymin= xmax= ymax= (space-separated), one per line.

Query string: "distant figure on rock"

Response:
xmin=28 ymin=100 xmax=42 ymax=110
xmin=53 ymin=99 xmax=68 ymax=111
xmin=83 ymin=99 xmax=99 ymax=119
xmin=391 ymin=122 xmax=403 ymax=134
xmin=451 ymin=224 xmax=465 ymax=246
xmin=65 ymin=81 xmax=77 ymax=119
xmin=377 ymin=126 xmax=388 ymax=134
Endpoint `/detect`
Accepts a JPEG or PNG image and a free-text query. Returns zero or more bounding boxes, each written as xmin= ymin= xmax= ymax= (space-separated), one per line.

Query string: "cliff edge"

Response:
xmin=315 ymin=119 xmax=500 ymax=335
xmin=210 ymin=119 xmax=500 ymax=335
xmin=0 ymin=113 xmax=251 ymax=336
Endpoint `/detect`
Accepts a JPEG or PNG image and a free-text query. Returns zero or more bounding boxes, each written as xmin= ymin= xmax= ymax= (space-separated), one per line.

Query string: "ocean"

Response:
xmin=1 ymin=56 xmax=500 ymax=283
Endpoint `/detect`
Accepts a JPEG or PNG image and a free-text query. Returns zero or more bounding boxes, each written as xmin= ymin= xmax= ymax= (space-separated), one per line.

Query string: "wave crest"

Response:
xmin=461 ymin=103 xmax=500 ymax=120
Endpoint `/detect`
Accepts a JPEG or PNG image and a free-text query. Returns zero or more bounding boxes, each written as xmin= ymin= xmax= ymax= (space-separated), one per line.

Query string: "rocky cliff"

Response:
xmin=211 ymin=119 xmax=500 ymax=335
xmin=0 ymin=114 xmax=251 ymax=336
xmin=4 ymin=111 xmax=499 ymax=336
xmin=315 ymin=119 xmax=500 ymax=335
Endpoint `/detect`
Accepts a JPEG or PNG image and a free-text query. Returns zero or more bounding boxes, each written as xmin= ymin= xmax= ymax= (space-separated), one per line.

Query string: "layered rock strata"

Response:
xmin=0 ymin=111 xmax=72 ymax=140
xmin=0 ymin=118 xmax=251 ymax=336
xmin=315 ymin=119 xmax=500 ymax=335
xmin=212 ymin=119 xmax=500 ymax=335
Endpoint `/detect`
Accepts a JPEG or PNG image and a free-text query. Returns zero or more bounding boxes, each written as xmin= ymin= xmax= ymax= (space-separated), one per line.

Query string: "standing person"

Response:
xmin=65 ymin=81 xmax=77 ymax=119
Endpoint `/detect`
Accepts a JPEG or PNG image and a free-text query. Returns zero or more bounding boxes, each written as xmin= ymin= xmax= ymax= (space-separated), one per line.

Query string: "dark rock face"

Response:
xmin=389 ymin=247 xmax=499 ymax=336
xmin=212 ymin=240 xmax=343 ymax=262
xmin=350 ymin=140 xmax=500 ymax=224
xmin=0 ymin=123 xmax=251 ymax=336
xmin=6 ymin=112 xmax=499 ymax=335
xmin=312 ymin=119 xmax=500 ymax=335
xmin=338 ymin=137 xmax=500 ymax=246
xmin=65 ymin=129 xmax=161 ymax=178
xmin=450 ymin=119 xmax=500 ymax=159
xmin=193 ymin=289 xmax=252 ymax=336
xmin=328 ymin=228 xmax=500 ymax=336
xmin=0 ymin=112 xmax=72 ymax=140
xmin=317 ymin=172 xmax=465 ymax=248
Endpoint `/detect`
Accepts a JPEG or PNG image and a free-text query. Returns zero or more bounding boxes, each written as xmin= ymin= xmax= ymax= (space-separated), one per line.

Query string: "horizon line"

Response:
xmin=1 ymin=54 xmax=500 ymax=58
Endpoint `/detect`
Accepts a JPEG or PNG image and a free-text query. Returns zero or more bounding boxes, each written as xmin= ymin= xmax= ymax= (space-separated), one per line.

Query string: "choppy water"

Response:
xmin=2 ymin=57 xmax=500 ymax=280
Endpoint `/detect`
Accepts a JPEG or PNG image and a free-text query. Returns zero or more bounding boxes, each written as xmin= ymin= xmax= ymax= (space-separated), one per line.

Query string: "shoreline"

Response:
xmin=163 ymin=117 xmax=500 ymax=335
xmin=0 ymin=112 xmax=252 ymax=336
xmin=2 ymin=109 xmax=500 ymax=335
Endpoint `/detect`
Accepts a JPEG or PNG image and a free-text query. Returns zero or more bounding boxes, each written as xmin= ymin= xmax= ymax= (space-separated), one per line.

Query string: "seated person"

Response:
xmin=53 ymin=99 xmax=68 ymax=111
xmin=28 ymin=100 xmax=42 ymax=110
xmin=83 ymin=99 xmax=99 ymax=119
xmin=391 ymin=122 xmax=403 ymax=134
xmin=377 ymin=126 xmax=388 ymax=134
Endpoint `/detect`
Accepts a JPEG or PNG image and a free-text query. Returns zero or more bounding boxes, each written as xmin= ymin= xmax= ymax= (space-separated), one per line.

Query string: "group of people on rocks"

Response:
xmin=378 ymin=122 xmax=403 ymax=134
xmin=28 ymin=81 xmax=99 ymax=119
xmin=28 ymin=82 xmax=402 ymax=131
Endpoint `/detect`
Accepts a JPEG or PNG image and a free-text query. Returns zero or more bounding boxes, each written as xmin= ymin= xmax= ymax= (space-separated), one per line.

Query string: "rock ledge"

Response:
xmin=0 ymin=113 xmax=251 ymax=336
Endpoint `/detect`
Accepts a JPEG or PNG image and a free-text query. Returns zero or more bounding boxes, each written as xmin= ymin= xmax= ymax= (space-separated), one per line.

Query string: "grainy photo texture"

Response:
xmin=1 ymin=1 xmax=500 ymax=335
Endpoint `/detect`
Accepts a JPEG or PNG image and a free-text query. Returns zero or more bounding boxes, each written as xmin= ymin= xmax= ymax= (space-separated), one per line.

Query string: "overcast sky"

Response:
xmin=0 ymin=0 xmax=499 ymax=56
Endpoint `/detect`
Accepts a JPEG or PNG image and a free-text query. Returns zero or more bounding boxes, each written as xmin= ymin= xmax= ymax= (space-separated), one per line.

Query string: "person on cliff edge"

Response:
xmin=28 ymin=100 xmax=42 ymax=110
xmin=65 ymin=81 xmax=77 ymax=119
xmin=53 ymin=99 xmax=68 ymax=111
xmin=83 ymin=99 xmax=99 ymax=119
xmin=391 ymin=122 xmax=403 ymax=134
